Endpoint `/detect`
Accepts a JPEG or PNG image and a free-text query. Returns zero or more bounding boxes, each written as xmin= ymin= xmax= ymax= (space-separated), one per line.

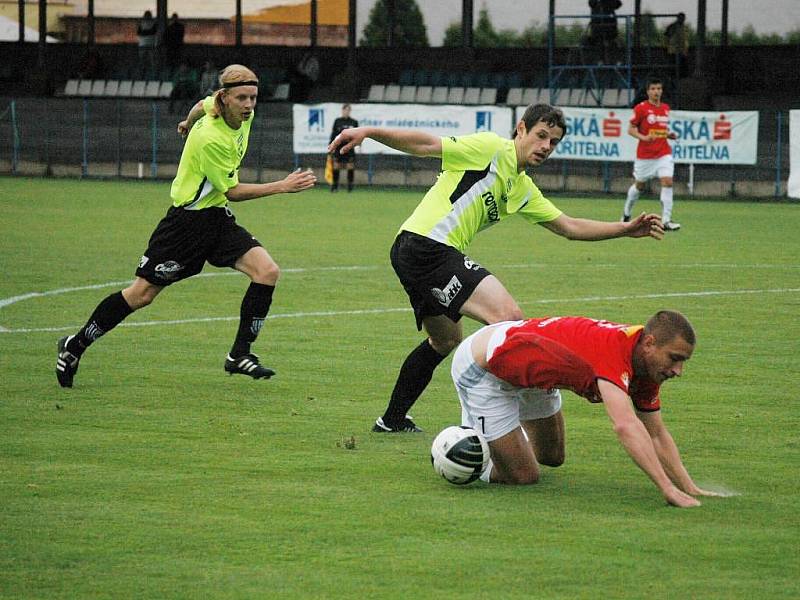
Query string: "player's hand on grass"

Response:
xmin=625 ymin=213 xmax=664 ymax=240
xmin=688 ymin=486 xmax=728 ymax=498
xmin=665 ymin=487 xmax=702 ymax=508
xmin=329 ymin=127 xmax=366 ymax=154
xmin=282 ymin=168 xmax=317 ymax=193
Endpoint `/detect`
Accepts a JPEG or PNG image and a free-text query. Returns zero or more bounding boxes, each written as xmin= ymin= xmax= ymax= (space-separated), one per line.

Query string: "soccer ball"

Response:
xmin=430 ymin=425 xmax=490 ymax=485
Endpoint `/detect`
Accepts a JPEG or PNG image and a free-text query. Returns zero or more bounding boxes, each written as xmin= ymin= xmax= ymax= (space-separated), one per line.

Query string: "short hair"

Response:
xmin=644 ymin=310 xmax=696 ymax=346
xmin=211 ymin=64 xmax=259 ymax=118
xmin=513 ymin=104 xmax=566 ymax=139
xmin=342 ymin=103 xmax=351 ymax=110
xmin=646 ymin=77 xmax=664 ymax=89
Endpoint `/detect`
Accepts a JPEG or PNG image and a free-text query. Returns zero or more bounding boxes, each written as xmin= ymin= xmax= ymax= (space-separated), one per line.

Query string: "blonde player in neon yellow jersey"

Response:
xmin=56 ymin=65 xmax=316 ymax=387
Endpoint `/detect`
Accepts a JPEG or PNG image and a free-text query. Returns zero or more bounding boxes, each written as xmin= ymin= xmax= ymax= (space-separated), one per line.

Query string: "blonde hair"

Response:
xmin=209 ymin=64 xmax=259 ymax=118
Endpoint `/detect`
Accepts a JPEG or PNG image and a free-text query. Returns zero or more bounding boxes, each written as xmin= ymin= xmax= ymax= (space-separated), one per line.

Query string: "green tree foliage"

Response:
xmin=361 ymin=0 xmax=429 ymax=47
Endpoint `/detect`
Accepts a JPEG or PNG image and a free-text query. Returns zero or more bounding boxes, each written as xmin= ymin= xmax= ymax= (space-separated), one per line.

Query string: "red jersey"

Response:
xmin=630 ymin=100 xmax=672 ymax=160
xmin=486 ymin=317 xmax=661 ymax=411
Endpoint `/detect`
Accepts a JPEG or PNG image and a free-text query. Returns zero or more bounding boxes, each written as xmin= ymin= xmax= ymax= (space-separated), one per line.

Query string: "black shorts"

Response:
xmin=390 ymin=231 xmax=491 ymax=330
xmin=332 ymin=151 xmax=355 ymax=165
xmin=135 ymin=205 xmax=261 ymax=286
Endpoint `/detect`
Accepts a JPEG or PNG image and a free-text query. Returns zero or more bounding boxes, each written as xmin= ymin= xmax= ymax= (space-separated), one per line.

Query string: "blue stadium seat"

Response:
xmin=428 ymin=70 xmax=445 ymax=86
xmin=398 ymin=69 xmax=414 ymax=86
xmin=413 ymin=70 xmax=429 ymax=86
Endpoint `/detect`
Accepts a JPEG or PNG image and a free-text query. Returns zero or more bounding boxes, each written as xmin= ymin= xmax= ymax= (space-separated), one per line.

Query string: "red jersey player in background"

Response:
xmin=622 ymin=78 xmax=681 ymax=231
xmin=449 ymin=310 xmax=725 ymax=508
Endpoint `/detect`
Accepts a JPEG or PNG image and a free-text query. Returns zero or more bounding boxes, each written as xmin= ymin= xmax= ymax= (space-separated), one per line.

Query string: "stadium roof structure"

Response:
xmin=0 ymin=14 xmax=58 ymax=42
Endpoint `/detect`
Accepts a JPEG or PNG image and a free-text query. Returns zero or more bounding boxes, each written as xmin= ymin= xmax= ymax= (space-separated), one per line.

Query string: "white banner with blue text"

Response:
xmin=293 ymin=103 xmax=514 ymax=155
xmin=513 ymin=107 xmax=759 ymax=165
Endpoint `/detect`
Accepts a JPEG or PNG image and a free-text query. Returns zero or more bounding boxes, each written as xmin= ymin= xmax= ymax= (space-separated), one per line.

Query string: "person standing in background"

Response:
xmin=328 ymin=104 xmax=359 ymax=193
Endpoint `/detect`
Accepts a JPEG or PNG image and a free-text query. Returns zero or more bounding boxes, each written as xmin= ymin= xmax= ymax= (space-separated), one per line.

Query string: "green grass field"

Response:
xmin=1 ymin=176 xmax=799 ymax=599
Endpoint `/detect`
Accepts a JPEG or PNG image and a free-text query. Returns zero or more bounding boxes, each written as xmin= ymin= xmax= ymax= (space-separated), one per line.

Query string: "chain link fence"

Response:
xmin=0 ymin=97 xmax=792 ymax=198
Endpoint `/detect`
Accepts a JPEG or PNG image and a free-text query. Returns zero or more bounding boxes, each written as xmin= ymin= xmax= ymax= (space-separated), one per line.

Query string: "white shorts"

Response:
xmin=450 ymin=324 xmax=562 ymax=443
xmin=633 ymin=154 xmax=674 ymax=182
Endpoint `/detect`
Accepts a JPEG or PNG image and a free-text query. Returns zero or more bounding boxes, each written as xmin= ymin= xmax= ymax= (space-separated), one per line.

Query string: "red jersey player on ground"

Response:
xmin=450 ymin=310 xmax=724 ymax=507
xmin=622 ymin=78 xmax=681 ymax=231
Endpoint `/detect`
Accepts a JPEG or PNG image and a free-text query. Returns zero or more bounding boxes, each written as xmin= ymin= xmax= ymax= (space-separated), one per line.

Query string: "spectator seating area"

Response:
xmin=365 ymin=69 xmax=637 ymax=107
xmin=60 ymin=64 xmax=290 ymax=101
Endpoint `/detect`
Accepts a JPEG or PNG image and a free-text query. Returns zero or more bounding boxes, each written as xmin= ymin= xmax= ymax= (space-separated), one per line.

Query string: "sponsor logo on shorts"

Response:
xmin=154 ymin=260 xmax=185 ymax=280
xmin=138 ymin=256 xmax=149 ymax=269
xmin=431 ymin=275 xmax=462 ymax=307
xmin=463 ymin=256 xmax=481 ymax=271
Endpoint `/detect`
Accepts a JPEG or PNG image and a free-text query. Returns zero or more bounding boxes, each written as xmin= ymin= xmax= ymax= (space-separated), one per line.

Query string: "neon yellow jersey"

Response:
xmin=399 ymin=132 xmax=562 ymax=252
xmin=170 ymin=96 xmax=253 ymax=209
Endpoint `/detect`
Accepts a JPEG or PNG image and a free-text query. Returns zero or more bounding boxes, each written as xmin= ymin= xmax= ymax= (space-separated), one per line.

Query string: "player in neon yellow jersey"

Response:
xmin=330 ymin=104 xmax=665 ymax=433
xmin=56 ymin=65 xmax=316 ymax=388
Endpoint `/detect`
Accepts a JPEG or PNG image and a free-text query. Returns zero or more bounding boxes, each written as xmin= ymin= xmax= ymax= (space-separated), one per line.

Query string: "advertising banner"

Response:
xmin=788 ymin=110 xmax=800 ymax=199
xmin=293 ymin=103 xmax=514 ymax=154
xmin=515 ymin=107 xmax=760 ymax=165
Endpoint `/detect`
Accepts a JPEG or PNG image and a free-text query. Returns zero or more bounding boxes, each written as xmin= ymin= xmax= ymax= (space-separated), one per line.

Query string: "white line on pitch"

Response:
xmin=2 ymin=287 xmax=798 ymax=334
xmin=2 ymin=262 xmax=797 ymax=311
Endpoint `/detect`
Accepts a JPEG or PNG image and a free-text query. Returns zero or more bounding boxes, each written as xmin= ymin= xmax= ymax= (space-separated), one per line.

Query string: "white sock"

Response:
xmin=480 ymin=459 xmax=494 ymax=483
xmin=623 ymin=184 xmax=640 ymax=217
xmin=660 ymin=186 xmax=674 ymax=222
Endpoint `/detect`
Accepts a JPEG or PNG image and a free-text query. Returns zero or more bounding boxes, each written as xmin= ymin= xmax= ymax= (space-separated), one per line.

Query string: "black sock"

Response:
xmin=68 ymin=291 xmax=134 ymax=356
xmin=230 ymin=282 xmax=274 ymax=358
xmin=346 ymin=169 xmax=354 ymax=190
xmin=383 ymin=339 xmax=447 ymax=425
xmin=332 ymin=169 xmax=340 ymax=189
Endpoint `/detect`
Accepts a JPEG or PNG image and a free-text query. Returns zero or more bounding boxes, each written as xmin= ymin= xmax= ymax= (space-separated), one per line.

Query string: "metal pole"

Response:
xmin=151 ymin=102 xmax=158 ymax=178
xmin=116 ymin=99 xmax=122 ymax=178
xmin=602 ymin=162 xmax=610 ymax=193
xmin=18 ymin=0 xmax=25 ymax=44
xmin=38 ymin=0 xmax=47 ymax=68
xmin=43 ymin=98 xmax=51 ymax=176
xmin=547 ymin=1 xmax=555 ymax=90
xmin=387 ymin=0 xmax=396 ymax=47
xmin=775 ymin=111 xmax=783 ymax=197
xmin=235 ymin=0 xmax=243 ymax=48
xmin=10 ymin=100 xmax=19 ymax=174
xmin=462 ymin=0 xmax=473 ymax=49
xmin=82 ymin=99 xmax=89 ymax=177
xmin=368 ymin=154 xmax=373 ymax=185
xmin=721 ymin=0 xmax=729 ymax=47
xmin=88 ymin=0 xmax=95 ymax=46
xmin=310 ymin=0 xmax=317 ymax=47
xmin=294 ymin=154 xmax=300 ymax=170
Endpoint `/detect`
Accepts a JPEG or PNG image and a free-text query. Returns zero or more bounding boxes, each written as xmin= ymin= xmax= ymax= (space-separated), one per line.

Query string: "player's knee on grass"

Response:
xmin=537 ymin=447 xmax=565 ymax=468
xmin=494 ymin=463 xmax=540 ymax=485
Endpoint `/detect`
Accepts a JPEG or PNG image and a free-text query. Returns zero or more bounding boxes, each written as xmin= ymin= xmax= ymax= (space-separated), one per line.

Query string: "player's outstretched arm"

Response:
xmin=539 ymin=213 xmax=664 ymax=241
xmin=637 ymin=410 xmax=724 ymax=497
xmin=328 ymin=127 xmax=441 ymax=158
xmin=225 ymin=169 xmax=317 ymax=202
xmin=177 ymin=100 xmax=206 ymax=137
xmin=598 ymin=380 xmax=700 ymax=508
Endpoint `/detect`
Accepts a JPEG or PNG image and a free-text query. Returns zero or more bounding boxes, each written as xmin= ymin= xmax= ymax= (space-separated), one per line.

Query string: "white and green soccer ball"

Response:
xmin=430 ymin=425 xmax=490 ymax=485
